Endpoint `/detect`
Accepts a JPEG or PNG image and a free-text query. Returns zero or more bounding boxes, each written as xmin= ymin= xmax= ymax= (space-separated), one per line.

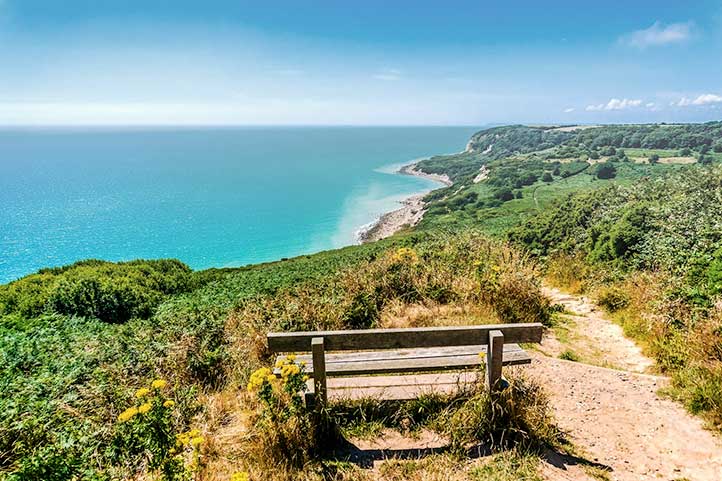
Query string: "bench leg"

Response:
xmin=311 ymin=337 xmax=327 ymax=407
xmin=486 ymin=329 xmax=504 ymax=391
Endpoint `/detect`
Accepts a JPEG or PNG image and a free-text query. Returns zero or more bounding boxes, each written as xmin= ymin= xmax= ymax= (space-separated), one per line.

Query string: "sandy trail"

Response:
xmin=537 ymin=287 xmax=722 ymax=481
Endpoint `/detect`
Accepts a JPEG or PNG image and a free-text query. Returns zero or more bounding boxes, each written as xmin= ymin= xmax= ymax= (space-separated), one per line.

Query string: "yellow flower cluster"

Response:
xmin=247 ymin=367 xmax=272 ymax=392
xmin=231 ymin=472 xmax=250 ymax=481
xmin=152 ymin=379 xmax=168 ymax=389
xmin=135 ymin=387 xmax=151 ymax=398
xmin=391 ymin=247 xmax=419 ymax=264
xmin=117 ymin=406 xmax=138 ymax=423
xmin=279 ymin=362 xmax=300 ymax=379
xmin=176 ymin=428 xmax=204 ymax=449
xmin=118 ymin=379 xmax=176 ymax=423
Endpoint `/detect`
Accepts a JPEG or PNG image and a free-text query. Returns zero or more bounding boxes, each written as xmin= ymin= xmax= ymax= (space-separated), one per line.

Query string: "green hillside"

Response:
xmin=2 ymin=123 xmax=722 ymax=480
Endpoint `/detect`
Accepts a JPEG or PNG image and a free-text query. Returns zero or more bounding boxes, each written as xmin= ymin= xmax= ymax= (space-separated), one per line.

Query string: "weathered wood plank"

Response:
xmin=274 ymin=347 xmax=530 ymax=377
xmin=306 ymin=372 xmax=483 ymax=401
xmin=486 ymin=330 xmax=504 ymax=390
xmin=267 ymin=323 xmax=543 ymax=352
xmin=285 ymin=344 xmax=524 ymax=365
xmin=311 ymin=337 xmax=327 ymax=406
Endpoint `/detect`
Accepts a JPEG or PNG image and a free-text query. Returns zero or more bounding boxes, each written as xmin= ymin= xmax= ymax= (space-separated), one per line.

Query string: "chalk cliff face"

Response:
xmin=464 ymin=125 xmax=570 ymax=157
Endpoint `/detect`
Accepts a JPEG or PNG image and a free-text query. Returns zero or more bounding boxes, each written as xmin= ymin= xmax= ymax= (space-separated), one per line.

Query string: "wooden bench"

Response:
xmin=267 ymin=323 xmax=543 ymax=404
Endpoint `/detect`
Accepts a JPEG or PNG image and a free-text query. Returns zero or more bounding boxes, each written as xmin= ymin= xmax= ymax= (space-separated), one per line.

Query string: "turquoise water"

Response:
xmin=0 ymin=126 xmax=478 ymax=283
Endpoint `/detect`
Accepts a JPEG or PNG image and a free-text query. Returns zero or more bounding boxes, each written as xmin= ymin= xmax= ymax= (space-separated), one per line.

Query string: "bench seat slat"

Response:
xmin=274 ymin=344 xmax=530 ymax=377
xmin=267 ymin=323 xmax=543 ymax=352
xmin=307 ymin=372 xmax=483 ymax=401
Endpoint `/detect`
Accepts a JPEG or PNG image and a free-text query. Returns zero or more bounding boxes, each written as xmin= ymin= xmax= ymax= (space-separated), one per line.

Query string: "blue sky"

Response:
xmin=1 ymin=0 xmax=721 ymax=125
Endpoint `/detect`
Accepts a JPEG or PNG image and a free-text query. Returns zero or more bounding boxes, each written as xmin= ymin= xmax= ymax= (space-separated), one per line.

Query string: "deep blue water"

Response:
xmin=0 ymin=126 xmax=478 ymax=283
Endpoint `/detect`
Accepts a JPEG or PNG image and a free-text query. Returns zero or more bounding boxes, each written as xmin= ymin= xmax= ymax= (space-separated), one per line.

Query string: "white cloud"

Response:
xmin=673 ymin=93 xmax=722 ymax=107
xmin=563 ymin=107 xmax=575 ymax=113
xmin=691 ymin=93 xmax=722 ymax=105
xmin=620 ymin=21 xmax=694 ymax=49
xmin=373 ymin=68 xmax=402 ymax=81
xmin=585 ymin=98 xmax=643 ymax=111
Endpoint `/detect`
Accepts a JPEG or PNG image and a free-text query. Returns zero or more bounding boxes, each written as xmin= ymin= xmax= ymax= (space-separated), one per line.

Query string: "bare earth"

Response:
xmin=539 ymin=287 xmax=653 ymax=373
xmin=537 ymin=287 xmax=722 ymax=481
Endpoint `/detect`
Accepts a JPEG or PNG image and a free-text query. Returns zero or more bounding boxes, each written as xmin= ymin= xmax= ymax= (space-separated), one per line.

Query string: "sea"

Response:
xmin=0 ymin=126 xmax=479 ymax=283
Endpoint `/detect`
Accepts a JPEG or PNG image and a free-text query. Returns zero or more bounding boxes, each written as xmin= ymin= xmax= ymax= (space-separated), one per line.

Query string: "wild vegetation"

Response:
xmin=1 ymin=232 xmax=558 ymax=480
xmin=2 ymin=122 xmax=722 ymax=480
xmin=511 ymin=166 xmax=722 ymax=428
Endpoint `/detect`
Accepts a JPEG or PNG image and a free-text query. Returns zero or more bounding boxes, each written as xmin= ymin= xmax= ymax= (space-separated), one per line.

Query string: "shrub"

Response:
xmin=594 ymin=163 xmax=616 ymax=179
xmin=596 ymin=286 xmax=630 ymax=312
xmin=1 ymin=259 xmax=195 ymax=322
xmin=476 ymin=260 xmax=553 ymax=326
xmin=109 ymin=379 xmax=199 ymax=481
xmin=242 ymin=357 xmax=338 ymax=471
xmin=443 ymin=372 xmax=560 ymax=452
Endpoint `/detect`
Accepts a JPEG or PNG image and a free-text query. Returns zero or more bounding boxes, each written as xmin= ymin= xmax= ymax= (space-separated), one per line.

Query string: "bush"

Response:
xmin=242 ymin=357 xmax=339 ymax=472
xmin=1 ymin=259 xmax=195 ymax=322
xmin=476 ymin=260 xmax=553 ymax=326
xmin=596 ymin=286 xmax=630 ymax=312
xmin=594 ymin=163 xmax=617 ymax=179
xmin=109 ymin=379 xmax=198 ymax=481
xmin=443 ymin=373 xmax=560 ymax=452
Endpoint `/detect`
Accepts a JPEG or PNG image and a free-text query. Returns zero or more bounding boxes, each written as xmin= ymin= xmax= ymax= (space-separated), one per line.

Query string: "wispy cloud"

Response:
xmin=673 ymin=93 xmax=722 ymax=107
xmin=563 ymin=107 xmax=575 ymax=113
xmin=585 ymin=98 xmax=643 ymax=111
xmin=373 ymin=68 xmax=402 ymax=81
xmin=620 ymin=21 xmax=694 ymax=49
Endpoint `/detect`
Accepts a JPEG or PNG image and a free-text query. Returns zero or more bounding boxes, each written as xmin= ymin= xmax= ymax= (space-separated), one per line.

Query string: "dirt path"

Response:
xmin=536 ymin=287 xmax=722 ymax=481
xmin=539 ymin=286 xmax=653 ymax=373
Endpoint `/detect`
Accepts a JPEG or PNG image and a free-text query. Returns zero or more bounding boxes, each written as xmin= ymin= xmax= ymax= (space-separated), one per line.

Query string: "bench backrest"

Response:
xmin=267 ymin=322 xmax=543 ymax=353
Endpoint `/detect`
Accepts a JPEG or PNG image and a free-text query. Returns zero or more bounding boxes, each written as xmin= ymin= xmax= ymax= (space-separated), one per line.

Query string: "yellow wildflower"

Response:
xmin=247 ymin=367 xmax=272 ymax=392
xmin=286 ymin=354 xmax=296 ymax=362
xmin=176 ymin=432 xmax=190 ymax=446
xmin=151 ymin=379 xmax=167 ymax=389
xmin=266 ymin=374 xmax=276 ymax=383
xmin=117 ymin=406 xmax=138 ymax=423
xmin=135 ymin=387 xmax=151 ymax=398
xmin=138 ymin=402 xmax=152 ymax=414
xmin=231 ymin=472 xmax=250 ymax=481
xmin=275 ymin=359 xmax=284 ymax=368
xmin=302 ymin=375 xmax=309 ymax=382
xmin=299 ymin=361 xmax=306 ymax=367
xmin=188 ymin=428 xmax=201 ymax=437
xmin=163 ymin=400 xmax=175 ymax=408
xmin=190 ymin=436 xmax=204 ymax=447
xmin=280 ymin=363 xmax=300 ymax=379
xmin=391 ymin=247 xmax=419 ymax=264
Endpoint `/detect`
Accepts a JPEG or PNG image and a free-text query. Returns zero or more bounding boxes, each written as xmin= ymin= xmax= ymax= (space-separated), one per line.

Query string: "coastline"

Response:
xmin=357 ymin=161 xmax=452 ymax=243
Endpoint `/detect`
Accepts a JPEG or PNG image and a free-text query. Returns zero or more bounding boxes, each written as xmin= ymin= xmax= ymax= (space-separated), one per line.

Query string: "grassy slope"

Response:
xmin=2 ymin=122 xmax=721 ymax=480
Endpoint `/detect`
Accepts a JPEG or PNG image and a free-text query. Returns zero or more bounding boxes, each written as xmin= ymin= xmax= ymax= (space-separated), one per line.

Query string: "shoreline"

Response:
xmin=357 ymin=161 xmax=453 ymax=243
